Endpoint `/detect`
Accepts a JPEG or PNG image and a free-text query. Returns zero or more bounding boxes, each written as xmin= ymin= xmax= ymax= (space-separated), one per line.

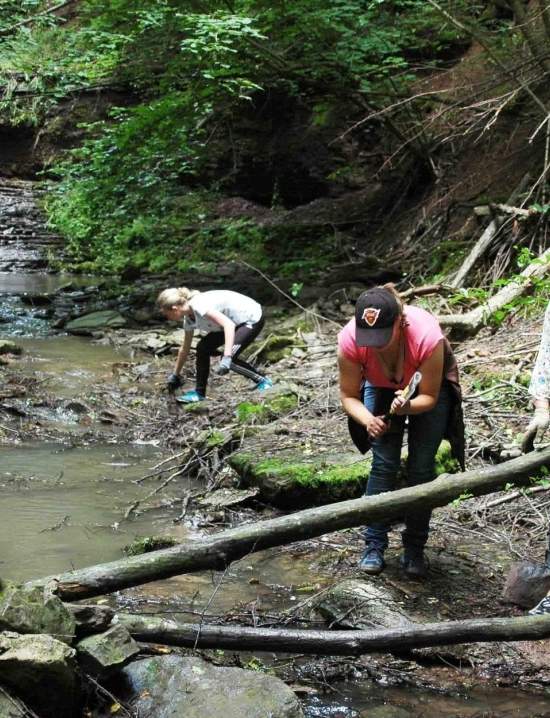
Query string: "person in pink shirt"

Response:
xmin=338 ymin=285 xmax=463 ymax=578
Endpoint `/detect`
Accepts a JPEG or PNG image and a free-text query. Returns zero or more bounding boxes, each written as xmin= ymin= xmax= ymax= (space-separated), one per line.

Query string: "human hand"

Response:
xmin=215 ymin=355 xmax=232 ymax=376
xmin=166 ymin=372 xmax=183 ymax=392
xmin=521 ymin=405 xmax=550 ymax=453
xmin=365 ymin=413 xmax=389 ymax=440
xmin=391 ymin=389 xmax=411 ymax=416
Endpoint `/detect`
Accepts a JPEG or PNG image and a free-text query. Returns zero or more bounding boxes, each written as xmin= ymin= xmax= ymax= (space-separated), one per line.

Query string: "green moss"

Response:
xmin=206 ymin=429 xmax=229 ymax=447
xmin=123 ymin=535 xmax=178 ymax=556
xmin=266 ymin=394 xmax=298 ymax=414
xmin=236 ymin=454 xmax=370 ymax=487
xmin=235 ymin=393 xmax=298 ymax=424
xmin=236 ymin=402 xmax=268 ymax=424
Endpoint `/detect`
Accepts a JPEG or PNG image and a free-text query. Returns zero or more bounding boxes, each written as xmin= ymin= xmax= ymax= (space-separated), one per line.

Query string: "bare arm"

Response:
xmin=392 ymin=340 xmax=444 ymax=415
xmin=204 ymin=309 xmax=236 ymax=356
xmin=338 ymin=351 xmax=388 ymax=439
xmin=174 ymin=330 xmax=194 ymax=375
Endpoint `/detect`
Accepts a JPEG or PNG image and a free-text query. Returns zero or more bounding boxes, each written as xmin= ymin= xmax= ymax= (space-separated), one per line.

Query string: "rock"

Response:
xmin=0 ymin=583 xmax=76 ymax=645
xmin=66 ymin=603 xmax=114 ymax=638
xmin=316 ymin=579 xmax=415 ymax=629
xmin=198 ymin=487 xmax=259 ymax=508
xmin=165 ymin=328 xmax=187 ymax=346
xmin=76 ymin=623 xmax=140 ymax=678
xmin=0 ymin=632 xmax=78 ymax=718
xmin=127 ymin=332 xmax=169 ymax=353
xmin=0 ymin=340 xmax=22 ymax=356
xmin=118 ymin=655 xmax=304 ymax=718
xmin=63 ymin=400 xmax=90 ymax=414
xmin=500 ymin=561 xmax=550 ymax=608
xmin=20 ymin=292 xmax=54 ymax=306
xmin=65 ymin=310 xmax=127 ymax=335
xmin=229 ymin=450 xmax=370 ymax=508
xmin=254 ymin=333 xmax=304 ymax=363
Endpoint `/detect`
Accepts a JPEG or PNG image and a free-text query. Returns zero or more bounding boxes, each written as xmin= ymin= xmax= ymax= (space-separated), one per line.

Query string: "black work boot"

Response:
xmin=400 ymin=549 xmax=427 ymax=579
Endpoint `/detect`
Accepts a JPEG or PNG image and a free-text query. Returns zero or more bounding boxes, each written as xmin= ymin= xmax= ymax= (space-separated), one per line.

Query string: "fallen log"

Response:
xmin=440 ymin=246 xmax=550 ymax=333
xmin=117 ymin=613 xmax=550 ymax=655
xmin=26 ymin=447 xmax=550 ymax=601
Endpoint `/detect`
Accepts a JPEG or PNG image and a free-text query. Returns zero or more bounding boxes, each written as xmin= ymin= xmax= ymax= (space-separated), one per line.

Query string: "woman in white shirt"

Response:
xmin=157 ymin=287 xmax=272 ymax=402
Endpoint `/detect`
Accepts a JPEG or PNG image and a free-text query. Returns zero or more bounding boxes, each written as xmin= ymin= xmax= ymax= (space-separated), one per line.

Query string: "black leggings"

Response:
xmin=195 ymin=317 xmax=266 ymax=396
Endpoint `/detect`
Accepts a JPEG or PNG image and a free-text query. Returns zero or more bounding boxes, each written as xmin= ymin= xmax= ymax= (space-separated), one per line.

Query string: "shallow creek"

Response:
xmin=1 ymin=210 xmax=549 ymax=716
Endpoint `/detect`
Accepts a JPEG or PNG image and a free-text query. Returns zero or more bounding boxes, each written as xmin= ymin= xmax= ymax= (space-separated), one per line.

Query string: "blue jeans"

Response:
xmin=363 ymin=382 xmax=452 ymax=553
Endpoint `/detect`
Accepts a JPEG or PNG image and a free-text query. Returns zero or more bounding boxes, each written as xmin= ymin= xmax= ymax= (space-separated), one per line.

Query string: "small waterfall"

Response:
xmin=0 ymin=178 xmax=63 ymax=272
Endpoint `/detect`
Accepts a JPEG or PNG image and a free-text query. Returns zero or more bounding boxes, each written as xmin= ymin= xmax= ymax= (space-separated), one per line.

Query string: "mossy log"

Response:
xmin=28 ymin=447 xmax=550 ymax=601
xmin=117 ymin=613 xmax=550 ymax=655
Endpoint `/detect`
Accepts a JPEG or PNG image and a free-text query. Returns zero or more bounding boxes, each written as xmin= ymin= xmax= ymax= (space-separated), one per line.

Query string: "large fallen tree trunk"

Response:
xmin=28 ymin=447 xmax=550 ymax=601
xmin=439 ymin=246 xmax=550 ymax=334
xmin=117 ymin=613 xmax=550 ymax=655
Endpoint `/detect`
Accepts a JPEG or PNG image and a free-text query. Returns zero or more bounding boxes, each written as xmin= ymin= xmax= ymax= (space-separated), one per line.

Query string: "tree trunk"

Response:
xmin=439 ymin=246 xmax=550 ymax=333
xmin=116 ymin=613 xmax=550 ymax=655
xmin=27 ymin=447 xmax=550 ymax=601
xmin=506 ymin=0 xmax=550 ymax=73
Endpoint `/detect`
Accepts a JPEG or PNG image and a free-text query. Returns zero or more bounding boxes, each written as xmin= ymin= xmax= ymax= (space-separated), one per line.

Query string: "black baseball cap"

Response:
xmin=355 ymin=287 xmax=399 ymax=347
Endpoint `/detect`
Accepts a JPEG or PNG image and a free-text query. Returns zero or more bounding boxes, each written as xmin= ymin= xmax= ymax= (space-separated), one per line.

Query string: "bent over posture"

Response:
xmin=158 ymin=287 xmax=272 ymax=403
xmin=338 ymin=285 xmax=462 ymax=578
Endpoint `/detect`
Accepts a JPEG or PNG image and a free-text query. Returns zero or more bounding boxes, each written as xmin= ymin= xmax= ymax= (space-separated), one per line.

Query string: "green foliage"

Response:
xmin=451 ymin=491 xmax=474 ymax=508
xmin=1 ymin=0 xmax=489 ymax=271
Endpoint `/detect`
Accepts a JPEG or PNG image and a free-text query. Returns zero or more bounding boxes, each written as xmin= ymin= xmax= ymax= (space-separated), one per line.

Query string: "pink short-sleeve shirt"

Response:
xmin=338 ymin=305 xmax=444 ymax=389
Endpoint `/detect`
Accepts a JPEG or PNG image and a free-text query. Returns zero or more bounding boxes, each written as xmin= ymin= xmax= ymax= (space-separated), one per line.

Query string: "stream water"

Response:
xmin=1 ymin=181 xmax=549 ymax=717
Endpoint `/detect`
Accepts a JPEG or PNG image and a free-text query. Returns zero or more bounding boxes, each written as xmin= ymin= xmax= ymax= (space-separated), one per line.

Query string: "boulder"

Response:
xmin=315 ymin=579 xmax=415 ymax=629
xmin=0 ymin=584 xmax=76 ymax=645
xmin=117 ymin=655 xmax=303 ymax=718
xmin=65 ymin=310 xmax=127 ymax=335
xmin=229 ymin=450 xmax=370 ymax=508
xmin=0 ymin=632 xmax=78 ymax=718
xmin=76 ymin=623 xmax=140 ymax=678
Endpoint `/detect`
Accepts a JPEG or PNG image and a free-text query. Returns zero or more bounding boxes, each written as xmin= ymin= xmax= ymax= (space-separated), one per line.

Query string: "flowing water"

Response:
xmin=2 ymin=180 xmax=549 ymax=717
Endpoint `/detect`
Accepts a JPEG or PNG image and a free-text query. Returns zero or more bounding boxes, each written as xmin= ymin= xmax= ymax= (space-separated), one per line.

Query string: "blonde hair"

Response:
xmin=156 ymin=287 xmax=200 ymax=310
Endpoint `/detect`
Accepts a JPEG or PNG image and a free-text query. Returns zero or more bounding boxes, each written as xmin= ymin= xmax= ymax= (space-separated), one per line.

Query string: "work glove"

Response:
xmin=215 ymin=355 xmax=232 ymax=376
xmin=166 ymin=372 xmax=183 ymax=392
xmin=521 ymin=405 xmax=550 ymax=453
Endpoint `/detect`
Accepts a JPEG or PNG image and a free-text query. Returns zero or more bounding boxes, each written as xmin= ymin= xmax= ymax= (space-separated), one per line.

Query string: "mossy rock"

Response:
xmin=0 ymin=583 xmax=76 ymax=645
xmin=250 ymin=332 xmax=306 ymax=364
xmin=235 ymin=387 xmax=299 ymax=425
xmin=229 ymin=451 xmax=371 ymax=508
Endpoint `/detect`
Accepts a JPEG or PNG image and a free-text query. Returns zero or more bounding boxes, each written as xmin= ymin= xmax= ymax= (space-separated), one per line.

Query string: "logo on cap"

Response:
xmin=362 ymin=307 xmax=380 ymax=327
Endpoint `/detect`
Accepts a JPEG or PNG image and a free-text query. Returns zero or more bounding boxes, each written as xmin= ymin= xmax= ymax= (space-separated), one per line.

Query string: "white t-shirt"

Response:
xmin=183 ymin=290 xmax=262 ymax=333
